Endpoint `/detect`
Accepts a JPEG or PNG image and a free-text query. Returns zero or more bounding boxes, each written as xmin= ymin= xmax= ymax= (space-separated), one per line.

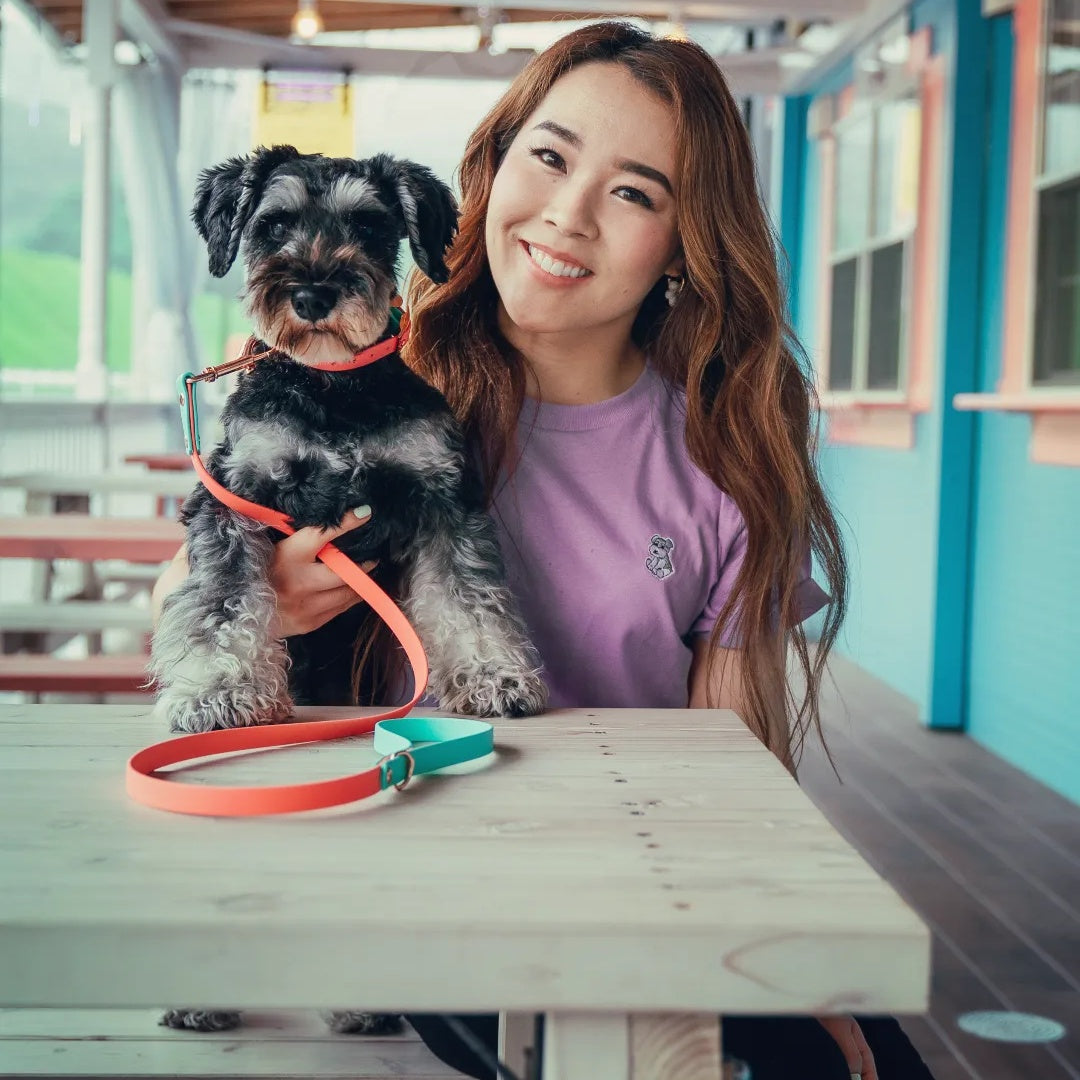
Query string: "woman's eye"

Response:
xmin=530 ymin=146 xmax=564 ymax=170
xmin=616 ymin=187 xmax=654 ymax=210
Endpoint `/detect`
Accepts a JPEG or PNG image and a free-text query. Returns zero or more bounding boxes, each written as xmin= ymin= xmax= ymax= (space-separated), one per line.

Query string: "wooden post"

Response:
xmin=541 ymin=1012 xmax=723 ymax=1080
xmin=76 ymin=0 xmax=118 ymax=402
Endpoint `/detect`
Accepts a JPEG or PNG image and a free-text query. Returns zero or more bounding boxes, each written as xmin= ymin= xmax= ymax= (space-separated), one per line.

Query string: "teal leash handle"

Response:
xmin=375 ymin=717 xmax=495 ymax=790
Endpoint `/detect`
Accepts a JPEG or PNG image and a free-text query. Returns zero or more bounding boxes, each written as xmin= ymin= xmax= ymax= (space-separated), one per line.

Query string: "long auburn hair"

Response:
xmin=390 ymin=21 xmax=847 ymax=773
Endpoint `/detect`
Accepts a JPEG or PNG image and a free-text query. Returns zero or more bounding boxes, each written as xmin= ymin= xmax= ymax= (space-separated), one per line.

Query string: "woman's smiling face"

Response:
xmin=485 ymin=62 xmax=683 ymax=340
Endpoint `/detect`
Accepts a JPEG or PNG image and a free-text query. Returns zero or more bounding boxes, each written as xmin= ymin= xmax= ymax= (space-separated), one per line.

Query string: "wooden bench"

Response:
xmin=0 ymin=602 xmax=152 ymax=634
xmin=0 ymin=654 xmax=150 ymax=694
xmin=0 ymin=1009 xmax=460 ymax=1078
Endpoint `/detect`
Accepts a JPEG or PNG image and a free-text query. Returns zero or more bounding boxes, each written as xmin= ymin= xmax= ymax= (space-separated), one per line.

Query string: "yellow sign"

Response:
xmin=253 ymin=74 xmax=354 ymax=157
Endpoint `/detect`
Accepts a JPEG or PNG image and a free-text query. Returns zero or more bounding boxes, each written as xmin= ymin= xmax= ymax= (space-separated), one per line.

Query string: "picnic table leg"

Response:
xmin=499 ymin=1011 xmax=538 ymax=1078
xmin=541 ymin=1011 xmax=723 ymax=1080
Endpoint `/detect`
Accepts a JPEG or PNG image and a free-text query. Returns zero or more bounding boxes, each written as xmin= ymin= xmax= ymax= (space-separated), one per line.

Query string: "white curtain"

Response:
xmin=114 ymin=65 xmax=252 ymax=404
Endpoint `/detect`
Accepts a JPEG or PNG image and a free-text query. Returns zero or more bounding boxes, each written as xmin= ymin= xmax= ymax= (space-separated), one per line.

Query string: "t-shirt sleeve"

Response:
xmin=691 ymin=518 xmax=831 ymax=647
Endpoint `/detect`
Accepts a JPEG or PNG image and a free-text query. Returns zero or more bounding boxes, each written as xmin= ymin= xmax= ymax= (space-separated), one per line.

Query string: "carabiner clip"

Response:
xmin=177 ymin=372 xmax=201 ymax=456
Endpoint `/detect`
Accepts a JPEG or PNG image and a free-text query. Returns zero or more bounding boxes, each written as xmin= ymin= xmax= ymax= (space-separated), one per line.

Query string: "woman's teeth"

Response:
xmin=527 ymin=244 xmax=590 ymax=279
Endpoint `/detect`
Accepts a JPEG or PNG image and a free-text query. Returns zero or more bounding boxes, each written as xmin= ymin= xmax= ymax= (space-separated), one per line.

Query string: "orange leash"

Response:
xmin=124 ymin=312 xmax=478 ymax=818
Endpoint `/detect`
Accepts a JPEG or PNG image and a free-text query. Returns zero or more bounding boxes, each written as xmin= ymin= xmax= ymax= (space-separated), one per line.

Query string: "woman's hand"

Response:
xmin=268 ymin=507 xmax=376 ymax=636
xmin=815 ymin=1015 xmax=877 ymax=1079
xmin=150 ymin=507 xmax=376 ymax=637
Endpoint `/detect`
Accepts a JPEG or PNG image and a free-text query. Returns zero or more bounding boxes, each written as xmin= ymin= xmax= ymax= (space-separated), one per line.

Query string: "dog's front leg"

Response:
xmin=150 ymin=497 xmax=292 ymax=733
xmin=404 ymin=511 xmax=548 ymax=718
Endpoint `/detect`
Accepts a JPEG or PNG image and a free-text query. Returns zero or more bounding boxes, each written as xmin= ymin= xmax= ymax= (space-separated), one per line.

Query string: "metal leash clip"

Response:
xmin=176 ymin=337 xmax=276 ymax=455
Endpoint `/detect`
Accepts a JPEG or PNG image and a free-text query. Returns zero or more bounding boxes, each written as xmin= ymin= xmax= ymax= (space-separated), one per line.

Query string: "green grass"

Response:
xmin=0 ymin=247 xmax=249 ymax=374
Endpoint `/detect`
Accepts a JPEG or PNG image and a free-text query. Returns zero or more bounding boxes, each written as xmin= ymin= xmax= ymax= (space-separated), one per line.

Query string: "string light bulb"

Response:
xmin=291 ymin=0 xmax=324 ymax=41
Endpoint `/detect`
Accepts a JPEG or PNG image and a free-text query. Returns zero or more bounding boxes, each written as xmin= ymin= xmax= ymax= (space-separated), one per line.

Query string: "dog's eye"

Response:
xmin=268 ymin=220 xmax=288 ymax=241
xmin=351 ymin=212 xmax=381 ymax=240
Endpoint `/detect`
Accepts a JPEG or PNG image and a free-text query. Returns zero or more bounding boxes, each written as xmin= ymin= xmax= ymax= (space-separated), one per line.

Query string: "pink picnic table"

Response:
xmin=123 ymin=453 xmax=193 ymax=472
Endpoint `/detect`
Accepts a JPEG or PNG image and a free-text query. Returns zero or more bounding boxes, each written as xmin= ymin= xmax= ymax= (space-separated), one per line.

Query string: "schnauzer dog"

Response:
xmin=151 ymin=144 xmax=547 ymax=734
xmin=152 ymin=146 xmax=547 ymax=1033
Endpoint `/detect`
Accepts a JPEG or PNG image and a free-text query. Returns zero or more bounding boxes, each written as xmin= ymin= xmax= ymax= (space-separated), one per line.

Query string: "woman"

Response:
xmin=154 ymin=21 xmax=934 ymax=1080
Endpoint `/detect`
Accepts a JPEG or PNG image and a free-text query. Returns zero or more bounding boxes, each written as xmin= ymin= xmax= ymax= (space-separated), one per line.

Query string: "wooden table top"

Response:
xmin=0 ymin=516 xmax=183 ymax=563
xmin=0 ymin=704 xmax=931 ymax=1015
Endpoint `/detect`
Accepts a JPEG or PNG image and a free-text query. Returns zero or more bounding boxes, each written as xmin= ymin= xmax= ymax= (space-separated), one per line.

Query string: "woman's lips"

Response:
xmin=518 ymin=240 xmax=593 ymax=286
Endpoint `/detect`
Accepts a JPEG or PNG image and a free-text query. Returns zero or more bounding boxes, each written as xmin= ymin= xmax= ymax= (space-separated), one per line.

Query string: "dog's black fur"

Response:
xmin=152 ymin=145 xmax=546 ymax=732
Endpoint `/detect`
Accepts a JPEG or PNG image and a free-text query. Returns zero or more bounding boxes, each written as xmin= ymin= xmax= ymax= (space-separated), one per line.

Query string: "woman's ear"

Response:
xmin=663 ymin=255 xmax=685 ymax=280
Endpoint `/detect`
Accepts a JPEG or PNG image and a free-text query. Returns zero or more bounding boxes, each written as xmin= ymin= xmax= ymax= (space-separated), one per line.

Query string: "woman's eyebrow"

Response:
xmin=531 ymin=120 xmax=673 ymax=196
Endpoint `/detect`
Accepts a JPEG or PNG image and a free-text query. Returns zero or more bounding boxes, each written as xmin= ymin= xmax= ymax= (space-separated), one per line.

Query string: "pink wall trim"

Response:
xmin=999 ymin=0 xmax=1043 ymax=393
xmin=827 ymin=409 xmax=915 ymax=448
xmin=908 ymin=53 xmax=947 ymax=412
xmin=817 ymin=135 xmax=837 ymax=391
xmin=1032 ymin=415 xmax=1080 ymax=466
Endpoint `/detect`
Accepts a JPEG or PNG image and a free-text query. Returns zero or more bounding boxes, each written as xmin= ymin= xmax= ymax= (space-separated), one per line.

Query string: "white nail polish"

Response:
xmin=353 ymin=504 xmax=372 ymax=519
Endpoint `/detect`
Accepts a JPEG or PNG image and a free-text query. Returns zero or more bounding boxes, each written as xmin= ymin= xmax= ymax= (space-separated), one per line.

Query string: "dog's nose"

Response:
xmin=291 ymin=285 xmax=337 ymax=323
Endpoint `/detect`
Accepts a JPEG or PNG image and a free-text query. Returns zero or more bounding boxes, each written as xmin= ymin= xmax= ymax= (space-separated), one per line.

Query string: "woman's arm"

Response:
xmin=150 ymin=512 xmax=376 ymax=635
xmin=687 ymin=637 xmax=748 ymax=711
xmin=686 ymin=636 xmax=795 ymax=777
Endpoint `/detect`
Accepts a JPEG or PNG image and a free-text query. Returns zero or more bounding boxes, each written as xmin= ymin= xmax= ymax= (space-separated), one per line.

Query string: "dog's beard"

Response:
xmin=245 ymin=251 xmax=396 ymax=368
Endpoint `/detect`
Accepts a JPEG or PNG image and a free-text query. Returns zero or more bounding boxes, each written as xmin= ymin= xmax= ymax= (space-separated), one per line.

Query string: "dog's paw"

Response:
xmin=439 ymin=666 xmax=548 ymax=719
xmin=154 ymin=686 xmax=293 ymax=733
xmin=322 ymin=1011 xmax=405 ymax=1035
xmin=159 ymin=1009 xmax=243 ymax=1032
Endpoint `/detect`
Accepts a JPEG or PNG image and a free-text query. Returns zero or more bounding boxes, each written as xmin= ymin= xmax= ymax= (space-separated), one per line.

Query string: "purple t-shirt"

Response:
xmin=487 ymin=363 xmax=829 ymax=709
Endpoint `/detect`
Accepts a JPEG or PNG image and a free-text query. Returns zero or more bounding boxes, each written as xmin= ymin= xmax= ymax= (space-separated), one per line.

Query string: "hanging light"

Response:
xmin=660 ymin=6 xmax=689 ymax=41
xmin=291 ymin=0 xmax=324 ymax=41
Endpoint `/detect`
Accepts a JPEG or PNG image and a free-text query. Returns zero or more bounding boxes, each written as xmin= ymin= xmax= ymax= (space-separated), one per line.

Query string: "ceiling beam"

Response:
xmin=10 ymin=0 xmax=74 ymax=48
xmin=781 ymin=0 xmax=906 ymax=92
xmin=119 ymin=0 xmax=185 ymax=68
xmin=174 ymin=15 xmax=797 ymax=94
xmin=327 ymin=0 xmax=867 ymax=20
xmin=171 ymin=17 xmax=537 ymax=77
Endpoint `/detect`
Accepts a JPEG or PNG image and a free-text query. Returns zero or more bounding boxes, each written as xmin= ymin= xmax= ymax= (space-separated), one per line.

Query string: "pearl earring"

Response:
xmin=665 ymin=275 xmax=684 ymax=308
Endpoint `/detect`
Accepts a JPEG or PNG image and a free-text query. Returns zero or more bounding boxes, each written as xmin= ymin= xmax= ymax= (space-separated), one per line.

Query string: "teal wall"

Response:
xmin=787 ymin=0 xmax=1080 ymax=803
xmin=964 ymin=15 xmax=1080 ymax=804
xmin=791 ymin=3 xmax=956 ymax=715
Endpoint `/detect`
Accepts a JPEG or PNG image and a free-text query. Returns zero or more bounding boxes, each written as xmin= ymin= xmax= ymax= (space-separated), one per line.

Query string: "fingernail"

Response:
xmin=353 ymin=504 xmax=372 ymax=519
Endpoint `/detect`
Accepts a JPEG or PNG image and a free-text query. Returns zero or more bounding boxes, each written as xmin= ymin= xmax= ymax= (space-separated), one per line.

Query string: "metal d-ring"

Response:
xmin=378 ymin=749 xmax=415 ymax=792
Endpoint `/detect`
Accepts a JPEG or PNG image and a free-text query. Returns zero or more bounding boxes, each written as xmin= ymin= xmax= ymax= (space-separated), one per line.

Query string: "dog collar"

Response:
xmin=303 ymin=303 xmax=410 ymax=372
xmin=176 ymin=303 xmax=409 ymax=456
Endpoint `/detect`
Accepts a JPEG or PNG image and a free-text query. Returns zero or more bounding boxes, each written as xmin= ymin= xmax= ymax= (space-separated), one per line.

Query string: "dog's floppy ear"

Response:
xmin=365 ymin=154 xmax=459 ymax=284
xmin=191 ymin=144 xmax=301 ymax=277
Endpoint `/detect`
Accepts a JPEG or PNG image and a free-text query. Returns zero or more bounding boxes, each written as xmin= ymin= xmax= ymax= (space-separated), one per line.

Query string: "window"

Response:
xmin=1032 ymin=0 xmax=1080 ymax=385
xmin=952 ymin=0 xmax=1080 ymax=466
xmin=825 ymin=96 xmax=922 ymax=394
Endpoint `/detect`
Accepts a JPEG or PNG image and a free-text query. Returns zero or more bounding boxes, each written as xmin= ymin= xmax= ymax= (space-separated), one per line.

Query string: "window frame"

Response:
xmin=824 ymin=97 xmax=920 ymax=401
xmin=952 ymin=0 xmax=1080 ymax=465
xmin=810 ymin=26 xmax=945 ymax=449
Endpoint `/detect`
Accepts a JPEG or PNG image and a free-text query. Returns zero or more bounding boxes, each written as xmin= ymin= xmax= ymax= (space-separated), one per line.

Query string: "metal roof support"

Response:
xmin=119 ymin=0 xmax=185 ymax=72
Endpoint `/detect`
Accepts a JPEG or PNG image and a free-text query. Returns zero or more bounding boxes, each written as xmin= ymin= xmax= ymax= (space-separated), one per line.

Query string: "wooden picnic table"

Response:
xmin=0 ymin=703 xmax=931 ymax=1079
xmin=1 ymin=470 xmax=196 ymax=520
xmin=0 ymin=515 xmax=182 ymax=564
xmin=0 ymin=472 xmax=195 ymax=500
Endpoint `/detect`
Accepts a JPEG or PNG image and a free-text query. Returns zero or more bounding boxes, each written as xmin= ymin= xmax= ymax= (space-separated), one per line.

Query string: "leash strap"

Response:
xmin=126 ymin=312 xmax=494 ymax=817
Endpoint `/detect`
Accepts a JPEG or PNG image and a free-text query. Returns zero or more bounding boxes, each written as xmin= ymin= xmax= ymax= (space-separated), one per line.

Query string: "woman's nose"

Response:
xmin=542 ymin=182 xmax=598 ymax=239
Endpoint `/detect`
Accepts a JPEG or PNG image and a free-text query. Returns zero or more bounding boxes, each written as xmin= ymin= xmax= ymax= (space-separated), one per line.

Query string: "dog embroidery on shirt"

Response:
xmin=646 ymin=535 xmax=675 ymax=579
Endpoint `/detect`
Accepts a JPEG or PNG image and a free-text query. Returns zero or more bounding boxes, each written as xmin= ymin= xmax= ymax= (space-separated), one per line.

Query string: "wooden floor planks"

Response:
xmin=799 ymin=653 xmax=1080 ymax=1080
